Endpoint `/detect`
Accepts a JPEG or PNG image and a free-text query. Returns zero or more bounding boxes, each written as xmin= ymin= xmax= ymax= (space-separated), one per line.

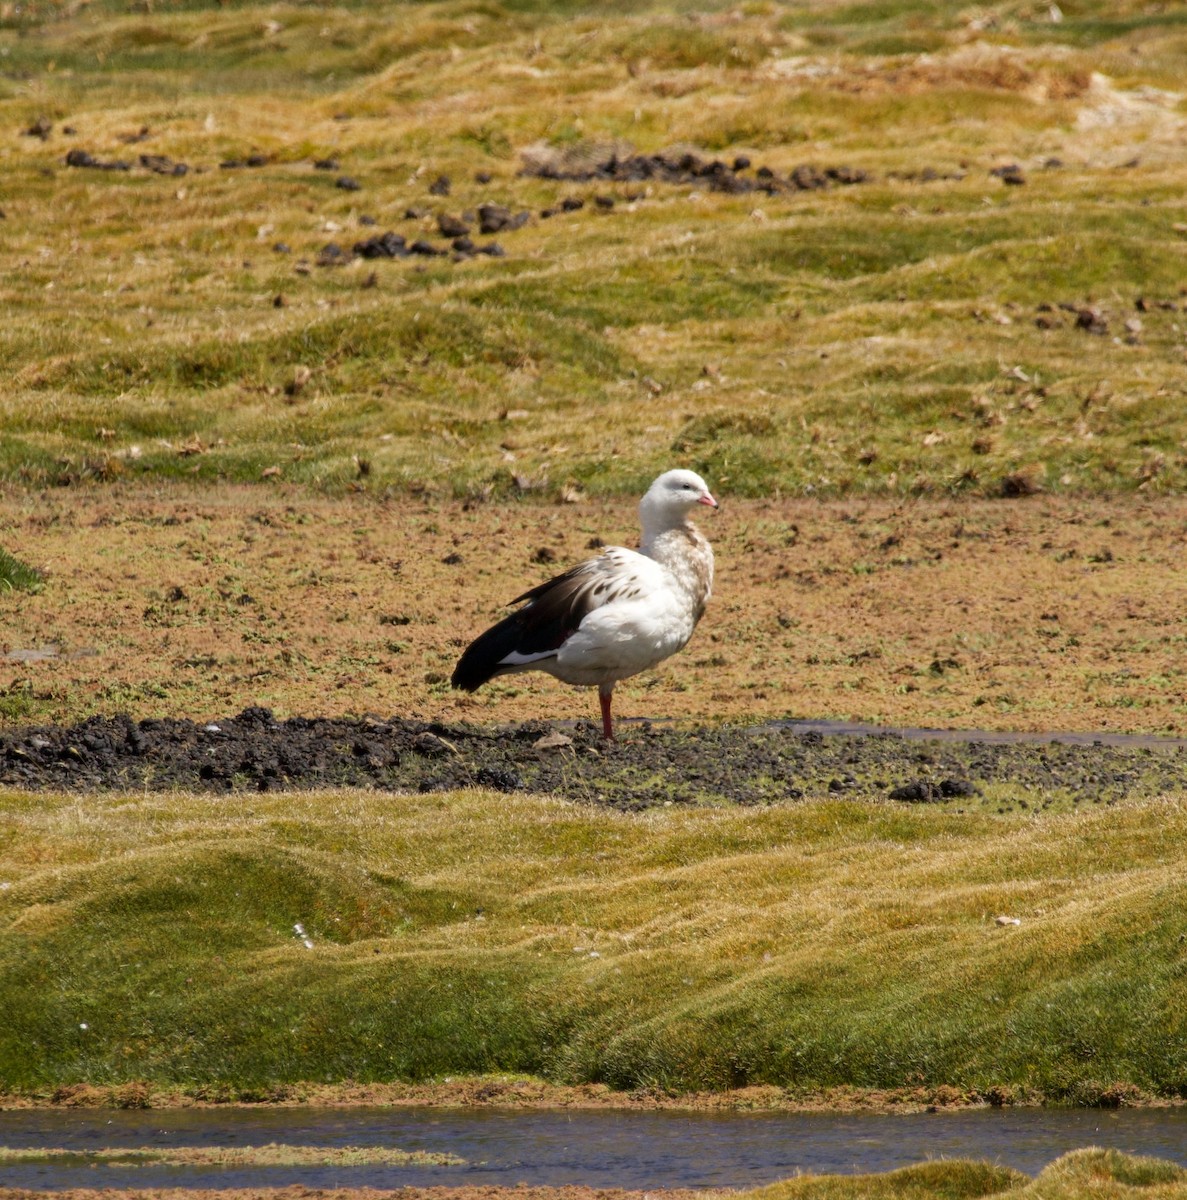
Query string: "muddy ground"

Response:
xmin=4 ymin=487 xmax=1187 ymax=806
xmin=2 ymin=705 xmax=1186 ymax=810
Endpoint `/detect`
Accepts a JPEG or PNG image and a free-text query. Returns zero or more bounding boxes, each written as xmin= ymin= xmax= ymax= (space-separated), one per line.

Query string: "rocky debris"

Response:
xmin=478 ymin=203 xmax=530 ymax=234
xmin=1075 ymin=306 xmax=1109 ymax=335
xmin=429 ymin=174 xmax=451 ymax=196
xmin=313 ymin=157 xmax=339 ymax=170
xmin=220 ymin=154 xmax=269 ymax=168
xmin=887 ymin=166 xmax=967 ymax=183
xmin=315 ymin=242 xmax=350 ymax=267
xmin=24 ymin=116 xmax=53 ymax=140
xmin=336 ymin=176 xmax=361 ymax=191
xmin=0 ymin=711 xmax=1182 ymax=809
xmin=139 ymin=153 xmax=188 ymax=176
xmin=889 ymin=778 xmax=976 ymax=802
xmin=64 ymin=148 xmax=131 ymax=171
xmin=438 ymin=212 xmax=471 ymax=237
xmin=520 ymin=145 xmax=871 ymax=195
xmin=354 ymin=231 xmax=408 ymax=258
xmin=990 ymin=163 xmax=1026 ymax=185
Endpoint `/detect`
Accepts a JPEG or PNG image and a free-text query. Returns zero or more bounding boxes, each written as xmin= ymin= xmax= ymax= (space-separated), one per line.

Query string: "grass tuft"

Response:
xmin=0 ymin=547 xmax=43 ymax=593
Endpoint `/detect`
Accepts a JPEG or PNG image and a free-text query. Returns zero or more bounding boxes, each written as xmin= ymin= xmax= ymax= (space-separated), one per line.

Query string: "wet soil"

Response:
xmin=3 ymin=707 xmax=1185 ymax=810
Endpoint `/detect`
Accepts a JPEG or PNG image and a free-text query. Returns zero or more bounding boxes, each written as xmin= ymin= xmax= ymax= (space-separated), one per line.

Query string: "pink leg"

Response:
xmin=598 ymin=685 xmax=614 ymax=741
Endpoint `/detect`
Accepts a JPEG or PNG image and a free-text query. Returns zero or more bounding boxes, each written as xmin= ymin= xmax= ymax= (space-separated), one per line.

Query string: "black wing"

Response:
xmin=451 ymin=555 xmax=625 ymax=692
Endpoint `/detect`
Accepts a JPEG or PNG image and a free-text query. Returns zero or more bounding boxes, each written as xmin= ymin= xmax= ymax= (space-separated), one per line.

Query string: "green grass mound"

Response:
xmin=742 ymin=1150 xmax=1186 ymax=1200
xmin=0 ymin=547 xmax=42 ymax=593
xmin=749 ymin=1159 xmax=1025 ymax=1200
xmin=4 ymin=788 xmax=1187 ymax=1097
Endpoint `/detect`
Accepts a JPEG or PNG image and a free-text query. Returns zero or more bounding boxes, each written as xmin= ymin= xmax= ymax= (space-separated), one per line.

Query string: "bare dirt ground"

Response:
xmin=4 ymin=485 xmax=1187 ymax=807
xmin=3 ymin=484 xmax=1187 ymax=737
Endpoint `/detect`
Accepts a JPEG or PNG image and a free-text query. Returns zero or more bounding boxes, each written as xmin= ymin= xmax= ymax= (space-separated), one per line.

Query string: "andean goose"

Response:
xmin=451 ymin=469 xmax=718 ymax=739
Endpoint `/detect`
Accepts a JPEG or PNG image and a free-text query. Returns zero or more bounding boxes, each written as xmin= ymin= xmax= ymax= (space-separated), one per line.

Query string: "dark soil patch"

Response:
xmin=2 ymin=709 xmax=1184 ymax=809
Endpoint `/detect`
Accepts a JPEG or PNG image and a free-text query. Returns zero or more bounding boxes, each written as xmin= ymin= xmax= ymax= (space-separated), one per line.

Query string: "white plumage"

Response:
xmin=451 ymin=469 xmax=718 ymax=739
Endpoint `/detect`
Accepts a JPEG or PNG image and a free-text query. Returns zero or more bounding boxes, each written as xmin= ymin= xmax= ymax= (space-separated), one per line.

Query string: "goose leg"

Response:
xmin=598 ymin=684 xmax=615 ymax=741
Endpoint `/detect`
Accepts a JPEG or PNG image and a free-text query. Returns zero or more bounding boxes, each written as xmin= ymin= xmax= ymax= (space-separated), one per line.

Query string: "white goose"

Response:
xmin=451 ymin=469 xmax=718 ymax=739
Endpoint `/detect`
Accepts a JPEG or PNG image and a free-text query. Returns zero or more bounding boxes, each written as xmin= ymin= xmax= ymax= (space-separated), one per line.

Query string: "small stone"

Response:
xmin=533 ymin=731 xmax=573 ymax=750
xmin=438 ymin=213 xmax=470 ymax=237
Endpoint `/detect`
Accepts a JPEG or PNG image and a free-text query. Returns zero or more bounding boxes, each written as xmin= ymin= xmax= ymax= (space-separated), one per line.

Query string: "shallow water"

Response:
xmin=2 ymin=1106 xmax=1186 ymax=1190
xmin=763 ymin=718 xmax=1187 ymax=750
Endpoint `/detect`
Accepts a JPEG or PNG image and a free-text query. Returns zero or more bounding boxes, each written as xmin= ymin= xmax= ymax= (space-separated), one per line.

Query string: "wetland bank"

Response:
xmin=5 ymin=0 xmax=1187 ymax=1193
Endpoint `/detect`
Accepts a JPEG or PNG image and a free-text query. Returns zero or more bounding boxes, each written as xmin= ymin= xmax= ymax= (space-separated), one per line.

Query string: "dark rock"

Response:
xmin=65 ymin=148 xmax=131 ymax=171
xmin=476 ymin=765 xmax=523 ymax=792
xmin=139 ymin=153 xmax=187 ymax=176
xmin=336 ymin=176 xmax=361 ymax=191
xmin=428 ymin=174 xmax=451 ymax=196
xmin=313 ymin=158 xmax=339 ymax=170
xmin=1075 ymin=307 xmax=1109 ymax=335
xmin=412 ymin=731 xmax=452 ymax=757
xmin=316 ymin=242 xmax=350 ymax=267
xmin=438 ymin=212 xmax=470 ymax=237
xmin=353 ymin=231 xmax=408 ymax=258
xmin=940 ymin=778 xmax=975 ymax=797
xmin=889 ymin=780 xmax=942 ymax=802
xmin=478 ymin=203 xmax=511 ymax=233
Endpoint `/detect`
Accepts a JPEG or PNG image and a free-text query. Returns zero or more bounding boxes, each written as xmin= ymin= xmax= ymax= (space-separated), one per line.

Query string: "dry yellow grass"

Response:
xmin=1 ymin=2 xmax=1186 ymax=497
